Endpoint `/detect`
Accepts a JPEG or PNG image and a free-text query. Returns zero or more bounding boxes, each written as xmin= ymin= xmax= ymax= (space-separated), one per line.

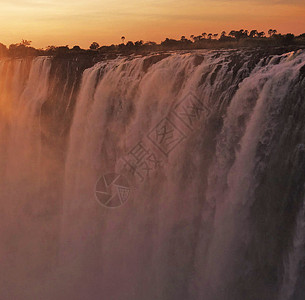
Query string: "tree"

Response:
xmin=213 ymin=33 xmax=219 ymax=39
xmin=268 ymin=29 xmax=275 ymax=37
xmin=202 ymin=32 xmax=207 ymax=39
xmin=134 ymin=40 xmax=143 ymax=47
xmin=229 ymin=30 xmax=237 ymax=38
xmin=57 ymin=46 xmax=69 ymax=54
xmin=284 ymin=33 xmax=295 ymax=43
xmin=208 ymin=33 xmax=212 ymax=39
xmin=161 ymin=38 xmax=181 ymax=48
xmin=118 ymin=43 xmax=125 ymax=50
xmin=121 ymin=36 xmax=125 ymax=43
xmin=126 ymin=41 xmax=134 ymax=48
xmin=237 ymin=29 xmax=248 ymax=39
xmin=89 ymin=42 xmax=99 ymax=50
xmin=8 ymin=41 xmax=37 ymax=57
xmin=257 ymin=31 xmax=265 ymax=38
xmin=0 ymin=43 xmax=7 ymax=56
xmin=229 ymin=30 xmax=247 ymax=40
xmin=249 ymin=30 xmax=258 ymax=38
xmin=193 ymin=35 xmax=202 ymax=42
xmin=21 ymin=39 xmax=32 ymax=46
xmin=221 ymin=31 xmax=226 ymax=37
xmin=46 ymin=45 xmax=57 ymax=52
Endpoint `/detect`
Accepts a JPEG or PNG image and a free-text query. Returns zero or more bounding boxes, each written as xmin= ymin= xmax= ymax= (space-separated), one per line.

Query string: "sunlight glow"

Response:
xmin=0 ymin=0 xmax=304 ymax=48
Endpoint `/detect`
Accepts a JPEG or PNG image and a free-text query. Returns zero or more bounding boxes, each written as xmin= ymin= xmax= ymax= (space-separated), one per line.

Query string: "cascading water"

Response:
xmin=279 ymin=193 xmax=305 ymax=300
xmin=0 ymin=56 xmax=53 ymax=299
xmin=0 ymin=49 xmax=305 ymax=300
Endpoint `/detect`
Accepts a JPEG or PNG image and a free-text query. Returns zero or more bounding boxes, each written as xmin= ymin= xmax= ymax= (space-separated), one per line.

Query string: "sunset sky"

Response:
xmin=0 ymin=0 xmax=304 ymax=48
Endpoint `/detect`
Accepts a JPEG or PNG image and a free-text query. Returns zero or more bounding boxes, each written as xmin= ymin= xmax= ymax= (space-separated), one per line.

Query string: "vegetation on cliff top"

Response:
xmin=1 ymin=30 xmax=305 ymax=58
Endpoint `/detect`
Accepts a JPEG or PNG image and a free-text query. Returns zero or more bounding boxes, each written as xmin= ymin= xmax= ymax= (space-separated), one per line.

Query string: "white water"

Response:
xmin=200 ymin=51 xmax=305 ymax=300
xmin=0 ymin=56 xmax=52 ymax=299
xmin=1 ymin=50 xmax=305 ymax=300
xmin=279 ymin=191 xmax=305 ymax=300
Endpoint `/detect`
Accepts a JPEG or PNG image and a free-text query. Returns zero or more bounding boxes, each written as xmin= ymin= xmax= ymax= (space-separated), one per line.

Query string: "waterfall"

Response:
xmin=0 ymin=56 xmax=53 ymax=299
xmin=279 ymin=193 xmax=305 ymax=300
xmin=198 ymin=50 xmax=305 ymax=300
xmin=1 ymin=49 xmax=305 ymax=300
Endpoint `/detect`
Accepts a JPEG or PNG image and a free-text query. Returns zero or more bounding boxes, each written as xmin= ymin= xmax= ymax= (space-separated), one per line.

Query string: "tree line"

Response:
xmin=1 ymin=29 xmax=305 ymax=58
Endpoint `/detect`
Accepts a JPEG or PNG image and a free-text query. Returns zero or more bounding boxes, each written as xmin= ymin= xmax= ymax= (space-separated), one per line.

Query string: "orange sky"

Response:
xmin=0 ymin=0 xmax=304 ymax=48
